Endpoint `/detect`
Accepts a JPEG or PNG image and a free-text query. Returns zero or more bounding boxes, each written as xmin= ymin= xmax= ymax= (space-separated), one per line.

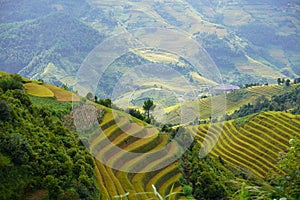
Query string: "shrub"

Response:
xmin=183 ymin=184 xmax=193 ymax=197
xmin=0 ymin=75 xmax=23 ymax=92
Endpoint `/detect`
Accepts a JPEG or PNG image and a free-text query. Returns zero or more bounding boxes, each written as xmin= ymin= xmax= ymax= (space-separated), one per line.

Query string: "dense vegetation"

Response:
xmin=181 ymin=142 xmax=243 ymax=199
xmin=0 ymin=75 xmax=99 ymax=199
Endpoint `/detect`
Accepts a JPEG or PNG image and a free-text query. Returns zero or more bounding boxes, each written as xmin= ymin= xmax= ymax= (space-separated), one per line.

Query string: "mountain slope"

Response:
xmin=187 ymin=111 xmax=300 ymax=177
xmin=1 ymin=0 xmax=299 ymax=90
xmin=0 ymin=74 xmax=99 ymax=200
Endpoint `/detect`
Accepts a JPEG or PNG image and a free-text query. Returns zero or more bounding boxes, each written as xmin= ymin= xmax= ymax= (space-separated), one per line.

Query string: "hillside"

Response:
xmin=187 ymin=111 xmax=300 ymax=177
xmin=0 ymin=74 xmax=99 ymax=199
xmin=165 ymin=83 xmax=297 ymax=125
xmin=1 ymin=0 xmax=300 ymax=91
xmin=1 ymin=71 xmax=300 ymax=200
xmin=84 ymin=110 xmax=184 ymax=199
xmin=0 ymin=72 xmax=185 ymax=199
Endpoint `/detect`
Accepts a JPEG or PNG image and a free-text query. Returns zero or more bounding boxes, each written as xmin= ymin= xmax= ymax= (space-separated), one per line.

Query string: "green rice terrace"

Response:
xmin=187 ymin=111 xmax=300 ymax=178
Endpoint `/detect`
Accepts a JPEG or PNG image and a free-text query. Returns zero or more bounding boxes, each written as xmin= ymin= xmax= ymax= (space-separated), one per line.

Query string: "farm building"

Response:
xmin=213 ymin=84 xmax=240 ymax=93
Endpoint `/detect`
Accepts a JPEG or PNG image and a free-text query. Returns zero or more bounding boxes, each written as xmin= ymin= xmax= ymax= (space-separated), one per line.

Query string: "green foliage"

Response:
xmin=0 ymin=99 xmax=11 ymax=121
xmin=97 ymin=98 xmax=112 ymax=108
xmin=0 ymin=88 xmax=99 ymax=199
xmin=182 ymin=142 xmax=242 ymax=199
xmin=143 ymin=99 xmax=155 ymax=118
xmin=200 ymin=34 xmax=246 ymax=73
xmin=271 ymin=138 xmax=300 ymax=199
xmin=0 ymin=74 xmax=23 ymax=92
xmin=28 ymin=95 xmax=71 ymax=117
xmin=0 ymin=10 xmax=103 ymax=80
xmin=285 ymin=79 xmax=291 ymax=87
xmin=86 ymin=92 xmax=94 ymax=101
xmin=127 ymin=108 xmax=145 ymax=121
xmin=61 ymin=84 xmax=69 ymax=91
xmin=239 ymin=182 xmax=250 ymax=200
xmin=294 ymin=77 xmax=300 ymax=84
xmin=182 ymin=184 xmax=193 ymax=197
xmin=0 ymin=153 xmax=11 ymax=168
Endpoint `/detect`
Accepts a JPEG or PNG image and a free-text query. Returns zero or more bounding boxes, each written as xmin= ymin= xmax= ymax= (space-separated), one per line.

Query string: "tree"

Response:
xmin=143 ymin=99 xmax=155 ymax=118
xmin=277 ymin=78 xmax=282 ymax=85
xmin=0 ymin=100 xmax=11 ymax=121
xmin=274 ymin=139 xmax=300 ymax=199
xmin=285 ymin=79 xmax=291 ymax=87
xmin=61 ymin=84 xmax=69 ymax=91
xmin=86 ymin=92 xmax=94 ymax=101
xmin=294 ymin=78 xmax=300 ymax=84
xmin=0 ymin=75 xmax=23 ymax=92
xmin=98 ymin=98 xmax=112 ymax=108
xmin=127 ymin=108 xmax=144 ymax=121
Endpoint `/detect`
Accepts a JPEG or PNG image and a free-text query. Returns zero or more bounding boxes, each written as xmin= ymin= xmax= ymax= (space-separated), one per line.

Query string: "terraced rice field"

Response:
xmin=245 ymin=84 xmax=291 ymax=96
xmin=89 ymin=110 xmax=183 ymax=199
xmin=188 ymin=111 xmax=300 ymax=177
xmin=166 ymin=84 xmax=294 ymax=124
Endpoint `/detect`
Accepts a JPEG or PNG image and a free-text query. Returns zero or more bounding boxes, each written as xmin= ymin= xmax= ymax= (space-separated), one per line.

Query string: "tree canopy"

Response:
xmin=143 ymin=99 xmax=155 ymax=118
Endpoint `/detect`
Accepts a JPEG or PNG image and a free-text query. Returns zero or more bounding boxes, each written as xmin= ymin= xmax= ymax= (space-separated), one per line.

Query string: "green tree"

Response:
xmin=127 ymin=108 xmax=144 ymax=121
xmin=143 ymin=99 xmax=155 ymax=118
xmin=294 ymin=78 xmax=300 ymax=84
xmin=98 ymin=98 xmax=112 ymax=108
xmin=61 ymin=84 xmax=69 ymax=91
xmin=0 ymin=75 xmax=23 ymax=92
xmin=86 ymin=92 xmax=94 ymax=101
xmin=0 ymin=100 xmax=11 ymax=121
xmin=277 ymin=78 xmax=282 ymax=85
xmin=285 ymin=79 xmax=291 ymax=87
xmin=275 ymin=138 xmax=300 ymax=199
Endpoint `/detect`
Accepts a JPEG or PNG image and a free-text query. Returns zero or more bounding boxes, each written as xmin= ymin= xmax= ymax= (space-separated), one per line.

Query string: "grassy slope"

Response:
xmin=24 ymin=83 xmax=54 ymax=97
xmin=24 ymin=82 xmax=80 ymax=102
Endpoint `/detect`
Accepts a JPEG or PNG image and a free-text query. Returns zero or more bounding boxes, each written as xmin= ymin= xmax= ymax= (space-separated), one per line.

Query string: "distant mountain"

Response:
xmin=0 ymin=0 xmax=112 ymax=85
xmin=0 ymin=0 xmax=299 ymax=94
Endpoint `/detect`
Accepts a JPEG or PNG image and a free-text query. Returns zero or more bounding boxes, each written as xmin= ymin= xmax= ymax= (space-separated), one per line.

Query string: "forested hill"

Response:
xmin=0 ymin=74 xmax=99 ymax=199
xmin=0 ymin=0 xmax=107 ymax=86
